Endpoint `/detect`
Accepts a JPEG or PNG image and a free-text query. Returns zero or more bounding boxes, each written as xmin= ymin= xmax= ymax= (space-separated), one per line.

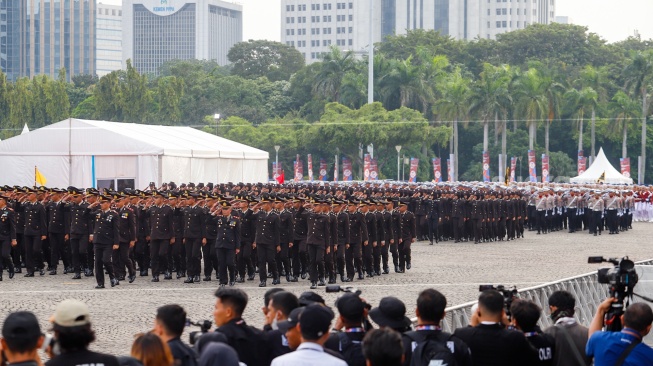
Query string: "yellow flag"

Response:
xmin=504 ymin=165 xmax=510 ymax=185
xmin=597 ymin=171 xmax=605 ymax=184
xmin=35 ymin=167 xmax=47 ymax=186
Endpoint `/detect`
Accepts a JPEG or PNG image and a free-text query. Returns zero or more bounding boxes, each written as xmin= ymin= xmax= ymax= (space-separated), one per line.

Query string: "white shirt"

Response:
xmin=271 ymin=342 xmax=347 ymax=366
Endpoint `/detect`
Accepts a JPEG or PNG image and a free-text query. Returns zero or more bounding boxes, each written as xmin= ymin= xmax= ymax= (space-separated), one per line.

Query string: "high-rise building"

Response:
xmin=122 ymin=0 xmax=243 ymax=76
xmin=96 ymin=3 xmax=122 ymax=77
xmin=281 ymin=0 xmax=555 ymax=64
xmin=0 ymin=0 xmax=96 ymax=81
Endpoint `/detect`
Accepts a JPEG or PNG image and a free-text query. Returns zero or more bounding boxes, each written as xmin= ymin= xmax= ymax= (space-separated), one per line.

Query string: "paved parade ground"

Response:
xmin=1 ymin=223 xmax=652 ymax=356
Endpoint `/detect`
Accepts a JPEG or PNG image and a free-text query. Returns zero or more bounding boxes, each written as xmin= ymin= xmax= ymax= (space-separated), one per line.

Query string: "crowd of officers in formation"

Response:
xmin=0 ymin=181 xmax=637 ymax=289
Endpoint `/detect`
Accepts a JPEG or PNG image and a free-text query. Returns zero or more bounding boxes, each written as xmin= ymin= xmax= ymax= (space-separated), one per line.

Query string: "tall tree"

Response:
xmin=156 ymin=76 xmax=185 ymax=124
xmin=609 ymin=90 xmax=640 ymax=158
xmin=313 ymin=46 xmax=356 ymax=102
xmin=578 ymin=65 xmax=609 ymax=160
xmin=435 ymin=67 xmax=471 ymax=181
xmin=623 ymin=50 xmax=653 ymax=183
xmin=469 ymin=63 xmax=511 ymax=153
xmin=564 ymin=87 xmax=598 ymax=153
xmin=94 ymin=71 xmax=122 ymax=121
xmin=9 ymin=78 xmax=33 ymax=136
xmin=227 ymin=40 xmax=305 ymax=82
xmin=45 ymin=68 xmax=71 ymax=123
xmin=122 ymin=59 xmax=151 ymax=123
xmin=514 ymin=68 xmax=548 ymax=150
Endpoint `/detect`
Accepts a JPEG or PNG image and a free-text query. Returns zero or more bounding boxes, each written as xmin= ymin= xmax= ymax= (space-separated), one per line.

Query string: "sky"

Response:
xmin=102 ymin=0 xmax=653 ymax=43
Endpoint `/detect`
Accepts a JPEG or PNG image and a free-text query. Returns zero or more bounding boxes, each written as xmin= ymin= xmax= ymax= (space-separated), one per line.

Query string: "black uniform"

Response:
xmin=46 ymin=200 xmax=68 ymax=272
xmin=335 ymin=210 xmax=350 ymax=281
xmin=347 ymin=210 xmax=367 ymax=280
xmin=277 ymin=209 xmax=295 ymax=281
xmin=236 ymin=208 xmax=256 ymax=280
xmin=399 ymin=209 xmax=416 ymax=270
xmin=147 ymin=205 xmax=175 ymax=280
xmin=182 ymin=204 xmax=206 ymax=279
xmin=23 ymin=201 xmax=48 ymax=275
xmin=0 ymin=206 xmax=17 ymax=277
xmin=67 ymin=201 xmax=93 ymax=276
xmin=134 ymin=205 xmax=150 ymax=276
xmin=215 ymin=213 xmax=240 ymax=285
xmin=291 ymin=207 xmax=309 ymax=278
xmin=254 ymin=209 xmax=280 ymax=284
xmin=306 ymin=210 xmax=330 ymax=284
xmin=113 ymin=206 xmax=136 ymax=280
xmin=92 ymin=209 xmax=120 ymax=287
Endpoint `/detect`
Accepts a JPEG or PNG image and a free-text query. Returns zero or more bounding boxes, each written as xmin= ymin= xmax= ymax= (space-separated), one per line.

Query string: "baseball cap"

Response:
xmin=2 ymin=311 xmax=42 ymax=341
xmin=51 ymin=299 xmax=91 ymax=327
xmin=335 ymin=293 xmax=366 ymax=322
xmin=299 ymin=304 xmax=334 ymax=339
xmin=276 ymin=307 xmax=304 ymax=333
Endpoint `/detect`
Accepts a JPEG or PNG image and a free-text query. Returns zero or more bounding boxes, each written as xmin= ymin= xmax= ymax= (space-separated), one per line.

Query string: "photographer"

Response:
xmin=324 ymin=293 xmax=368 ymax=366
xmin=45 ymin=299 xmax=119 ymax=366
xmin=152 ymin=305 xmax=198 ymax=366
xmin=543 ymin=291 xmax=590 ymax=366
xmin=509 ymin=299 xmax=555 ymax=366
xmin=453 ymin=290 xmax=534 ymax=366
xmin=1 ymin=311 xmax=44 ymax=366
xmin=586 ymin=298 xmax=653 ymax=365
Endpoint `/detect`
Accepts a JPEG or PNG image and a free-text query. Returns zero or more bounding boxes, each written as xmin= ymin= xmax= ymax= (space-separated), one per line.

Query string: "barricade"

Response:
xmin=436 ymin=259 xmax=653 ymax=333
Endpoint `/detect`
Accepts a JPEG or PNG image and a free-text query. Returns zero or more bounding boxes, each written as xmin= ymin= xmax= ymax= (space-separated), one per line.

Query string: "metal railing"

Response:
xmin=436 ymin=259 xmax=653 ymax=333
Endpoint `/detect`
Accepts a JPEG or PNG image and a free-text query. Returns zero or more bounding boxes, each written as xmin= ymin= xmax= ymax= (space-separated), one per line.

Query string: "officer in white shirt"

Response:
xmin=271 ymin=304 xmax=347 ymax=366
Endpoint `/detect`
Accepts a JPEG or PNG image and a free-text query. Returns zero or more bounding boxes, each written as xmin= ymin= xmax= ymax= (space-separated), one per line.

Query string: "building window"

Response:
xmin=502 ymin=8 xmax=507 ymax=14
xmin=323 ymin=3 xmax=331 ymax=10
xmin=496 ymin=21 xmax=501 ymax=27
xmin=502 ymin=20 xmax=507 ymax=27
xmin=487 ymin=21 xmax=491 ymax=28
xmin=487 ymin=9 xmax=490 ymax=15
xmin=496 ymin=8 xmax=501 ymax=15
xmin=348 ymin=39 xmax=353 ymax=45
xmin=517 ymin=8 xmax=520 ymax=15
xmin=286 ymin=5 xmax=290 ymax=11
xmin=323 ymin=15 xmax=331 ymax=22
xmin=349 ymin=14 xmax=353 ymax=21
xmin=517 ymin=21 xmax=520 ymax=27
xmin=349 ymin=2 xmax=353 ymax=9
xmin=349 ymin=26 xmax=353 ymax=33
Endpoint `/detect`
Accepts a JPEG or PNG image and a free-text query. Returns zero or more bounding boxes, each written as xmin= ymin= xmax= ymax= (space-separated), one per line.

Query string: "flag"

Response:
xmin=35 ymin=167 xmax=47 ymax=186
xmin=275 ymin=170 xmax=285 ymax=184
xmin=504 ymin=165 xmax=510 ymax=185
xmin=597 ymin=171 xmax=605 ymax=183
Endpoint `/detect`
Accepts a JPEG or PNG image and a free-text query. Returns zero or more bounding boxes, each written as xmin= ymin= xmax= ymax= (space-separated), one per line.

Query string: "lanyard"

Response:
xmin=344 ymin=327 xmax=365 ymax=333
xmin=524 ymin=331 xmax=538 ymax=337
xmin=416 ymin=325 xmax=441 ymax=331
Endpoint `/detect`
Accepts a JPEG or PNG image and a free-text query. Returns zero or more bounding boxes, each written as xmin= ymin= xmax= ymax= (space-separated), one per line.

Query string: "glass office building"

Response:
xmin=96 ymin=3 xmax=122 ymax=76
xmin=123 ymin=0 xmax=242 ymax=76
xmin=0 ymin=0 xmax=95 ymax=81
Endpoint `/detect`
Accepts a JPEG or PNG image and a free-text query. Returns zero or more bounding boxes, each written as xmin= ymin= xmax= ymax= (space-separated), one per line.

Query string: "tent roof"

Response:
xmin=0 ymin=119 xmax=268 ymax=159
xmin=569 ymin=148 xmax=632 ymax=185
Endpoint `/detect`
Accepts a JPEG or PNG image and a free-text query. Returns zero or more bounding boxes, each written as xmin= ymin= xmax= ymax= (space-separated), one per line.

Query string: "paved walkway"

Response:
xmin=1 ymin=223 xmax=651 ymax=356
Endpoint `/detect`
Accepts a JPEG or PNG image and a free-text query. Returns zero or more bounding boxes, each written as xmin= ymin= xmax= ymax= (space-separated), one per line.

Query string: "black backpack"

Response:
xmin=338 ymin=332 xmax=367 ymax=366
xmin=406 ymin=331 xmax=458 ymax=366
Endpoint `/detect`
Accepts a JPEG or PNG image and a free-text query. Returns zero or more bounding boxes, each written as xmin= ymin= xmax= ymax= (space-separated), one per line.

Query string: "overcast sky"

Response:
xmin=103 ymin=0 xmax=653 ymax=43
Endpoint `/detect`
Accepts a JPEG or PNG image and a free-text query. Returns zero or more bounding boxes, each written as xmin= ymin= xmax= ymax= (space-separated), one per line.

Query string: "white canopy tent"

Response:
xmin=570 ymin=147 xmax=632 ymax=185
xmin=0 ymin=119 xmax=269 ymax=189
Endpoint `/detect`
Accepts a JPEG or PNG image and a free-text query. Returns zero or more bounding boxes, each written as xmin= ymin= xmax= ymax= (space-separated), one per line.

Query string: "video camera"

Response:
xmin=479 ymin=285 xmax=518 ymax=317
xmin=186 ymin=319 xmax=212 ymax=345
xmin=326 ymin=285 xmax=362 ymax=296
xmin=588 ymin=256 xmax=639 ymax=331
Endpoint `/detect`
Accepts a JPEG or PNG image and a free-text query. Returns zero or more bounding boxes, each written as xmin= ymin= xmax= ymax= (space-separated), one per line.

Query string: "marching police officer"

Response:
xmin=147 ymin=191 xmax=175 ymax=282
xmin=114 ymin=194 xmax=137 ymax=283
xmin=252 ymin=197 xmax=281 ymax=287
xmin=215 ymin=201 xmax=240 ymax=287
xmin=0 ymin=195 xmax=17 ymax=280
xmin=182 ymin=192 xmax=206 ymax=284
xmin=91 ymin=195 xmax=120 ymax=289
xmin=22 ymin=188 xmax=47 ymax=277
xmin=66 ymin=187 xmax=93 ymax=279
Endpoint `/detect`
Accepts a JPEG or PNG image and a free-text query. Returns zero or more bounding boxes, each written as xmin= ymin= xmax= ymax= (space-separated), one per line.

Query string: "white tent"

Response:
xmin=0 ymin=119 xmax=269 ymax=189
xmin=570 ymin=147 xmax=632 ymax=185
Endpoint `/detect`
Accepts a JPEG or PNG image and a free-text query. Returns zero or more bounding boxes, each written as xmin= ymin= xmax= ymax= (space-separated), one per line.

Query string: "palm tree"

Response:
xmin=533 ymin=65 xmax=565 ymax=154
xmin=435 ymin=67 xmax=471 ymax=181
xmin=469 ymin=63 xmax=512 ymax=153
xmin=564 ymin=87 xmax=598 ymax=153
xmin=609 ymin=90 xmax=640 ymax=158
xmin=579 ymin=65 xmax=609 ymax=160
xmin=624 ymin=50 xmax=653 ymax=183
xmin=513 ymin=68 xmax=548 ymax=150
xmin=313 ymin=46 xmax=356 ymax=102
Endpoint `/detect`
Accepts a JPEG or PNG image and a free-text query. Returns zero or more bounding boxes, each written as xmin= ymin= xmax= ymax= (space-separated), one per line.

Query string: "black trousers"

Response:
xmin=257 ymin=243 xmax=277 ymax=281
xmin=237 ymin=241 xmax=254 ymax=278
xmin=70 ymin=235 xmax=89 ymax=273
xmin=150 ymin=239 xmax=169 ymax=276
xmin=94 ymin=243 xmax=115 ymax=286
xmin=428 ymin=218 xmax=439 ymax=243
xmin=345 ymin=242 xmax=362 ymax=279
xmin=216 ymin=247 xmax=235 ymax=285
xmin=48 ymin=232 xmax=68 ymax=269
xmin=23 ymin=235 xmax=43 ymax=273
xmin=112 ymin=242 xmax=135 ymax=278
xmin=372 ymin=243 xmax=381 ymax=273
xmin=290 ymin=239 xmax=308 ymax=277
xmin=567 ymin=208 xmax=577 ymax=232
xmin=325 ymin=245 xmax=335 ymax=278
xmin=453 ymin=217 xmax=464 ymax=241
xmin=276 ymin=241 xmax=291 ymax=276
xmin=334 ymin=242 xmax=346 ymax=276
xmin=134 ymin=236 xmax=150 ymax=271
xmin=592 ymin=211 xmax=603 ymax=234
xmin=11 ymin=233 xmax=24 ymax=270
xmin=398 ymin=238 xmax=412 ymax=269
xmin=185 ymin=238 xmax=202 ymax=277
xmin=202 ymin=242 xmax=218 ymax=277
xmin=0 ymin=239 xmax=15 ymax=273
xmin=362 ymin=241 xmax=374 ymax=274
xmin=607 ymin=210 xmax=617 ymax=233
xmin=168 ymin=238 xmax=185 ymax=272
xmin=307 ymin=244 xmax=324 ymax=282
xmin=536 ymin=210 xmax=546 ymax=233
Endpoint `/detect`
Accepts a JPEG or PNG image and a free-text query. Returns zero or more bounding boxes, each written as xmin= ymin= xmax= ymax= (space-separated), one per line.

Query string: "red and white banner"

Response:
xmin=363 ymin=154 xmax=371 ymax=181
xmin=528 ymin=150 xmax=537 ymax=182
xmin=294 ymin=155 xmax=303 ymax=182
xmin=432 ymin=158 xmax=442 ymax=183
xmin=342 ymin=157 xmax=353 ymax=181
xmin=334 ymin=156 xmax=339 ymax=181
xmin=542 ymin=154 xmax=549 ymax=183
xmin=318 ymin=158 xmax=328 ymax=181
xmin=307 ymin=154 xmax=313 ymax=182
xmin=409 ymin=158 xmax=419 ymax=183
xmin=620 ymin=158 xmax=631 ymax=179
xmin=370 ymin=158 xmax=379 ymax=180
xmin=577 ymin=150 xmax=585 ymax=176
xmin=447 ymin=158 xmax=453 ymax=182
xmin=272 ymin=162 xmax=278 ymax=180
xmin=510 ymin=157 xmax=516 ymax=182
xmin=482 ymin=151 xmax=490 ymax=182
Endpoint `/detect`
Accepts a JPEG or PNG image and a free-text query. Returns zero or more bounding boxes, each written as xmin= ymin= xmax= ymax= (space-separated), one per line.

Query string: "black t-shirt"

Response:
xmin=167 ymin=337 xmax=198 ymax=366
xmin=525 ymin=331 xmax=555 ymax=366
xmin=45 ymin=349 xmax=120 ymax=366
xmin=453 ymin=323 xmax=536 ymax=366
xmin=402 ymin=329 xmax=473 ymax=366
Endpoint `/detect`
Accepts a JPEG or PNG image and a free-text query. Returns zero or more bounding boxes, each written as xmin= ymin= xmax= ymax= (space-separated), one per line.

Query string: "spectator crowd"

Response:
xmin=1 ymin=287 xmax=652 ymax=366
